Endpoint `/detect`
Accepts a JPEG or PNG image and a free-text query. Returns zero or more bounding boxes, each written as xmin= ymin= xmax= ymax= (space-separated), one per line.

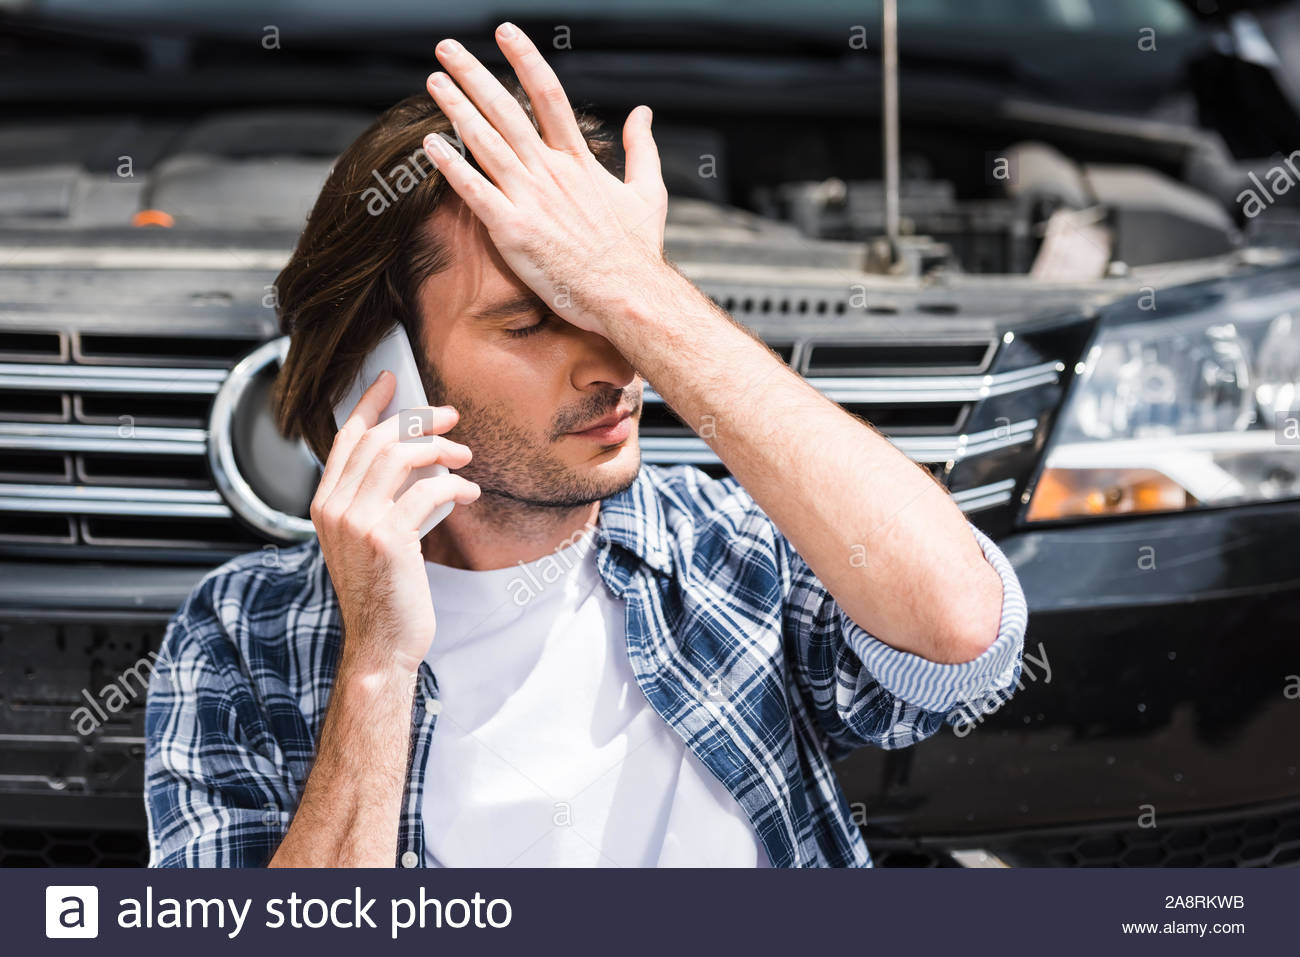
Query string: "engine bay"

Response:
xmin=0 ymin=101 xmax=1283 ymax=285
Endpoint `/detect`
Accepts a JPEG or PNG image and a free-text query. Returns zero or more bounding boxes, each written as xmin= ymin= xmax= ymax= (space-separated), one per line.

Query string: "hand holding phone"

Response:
xmin=332 ymin=324 xmax=457 ymax=538
xmin=313 ymin=341 xmax=479 ymax=673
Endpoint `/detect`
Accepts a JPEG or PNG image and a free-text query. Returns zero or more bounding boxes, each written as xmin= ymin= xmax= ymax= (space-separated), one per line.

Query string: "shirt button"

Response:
xmin=400 ymin=850 xmax=419 ymax=868
xmin=425 ymin=697 xmax=441 ymax=715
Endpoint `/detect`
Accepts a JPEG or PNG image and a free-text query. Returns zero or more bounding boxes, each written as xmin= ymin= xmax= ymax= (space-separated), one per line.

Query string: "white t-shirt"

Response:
xmin=420 ymin=527 xmax=770 ymax=867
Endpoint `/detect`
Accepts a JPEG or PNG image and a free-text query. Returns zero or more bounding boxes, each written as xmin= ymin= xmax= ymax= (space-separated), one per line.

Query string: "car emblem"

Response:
xmin=207 ymin=336 xmax=318 ymax=543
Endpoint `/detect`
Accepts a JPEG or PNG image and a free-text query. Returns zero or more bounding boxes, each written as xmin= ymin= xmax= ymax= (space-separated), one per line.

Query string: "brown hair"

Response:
xmin=271 ymin=80 xmax=617 ymax=465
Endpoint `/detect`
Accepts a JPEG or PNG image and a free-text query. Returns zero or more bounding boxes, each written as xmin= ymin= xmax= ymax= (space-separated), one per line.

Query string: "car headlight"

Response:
xmin=1026 ymin=269 xmax=1300 ymax=522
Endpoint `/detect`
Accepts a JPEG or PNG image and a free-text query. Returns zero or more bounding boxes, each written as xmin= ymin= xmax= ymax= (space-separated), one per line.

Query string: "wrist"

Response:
xmin=604 ymin=259 xmax=706 ymax=352
xmin=336 ymin=648 xmax=419 ymax=702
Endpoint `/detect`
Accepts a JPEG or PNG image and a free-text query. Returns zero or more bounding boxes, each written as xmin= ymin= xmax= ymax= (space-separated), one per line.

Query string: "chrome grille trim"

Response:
xmin=0 ymin=478 xmax=1016 ymax=520
xmin=636 ymin=439 xmax=1020 ymax=515
xmin=639 ymin=438 xmax=721 ymax=466
xmin=950 ymin=479 xmax=1018 ymax=513
xmin=640 ymin=418 xmax=1038 ymax=469
xmin=891 ymin=419 xmax=1039 ymax=462
xmin=4 ymin=359 xmax=1059 ymax=404
xmin=0 ymin=363 xmax=227 ymax=394
xmin=796 ymin=361 xmax=1063 ymax=402
xmin=0 ymin=247 xmax=291 ymax=270
xmin=641 ymin=360 xmax=1061 ymax=405
xmin=0 ymin=483 xmax=230 ymax=518
xmin=0 ymin=422 xmax=207 ymax=455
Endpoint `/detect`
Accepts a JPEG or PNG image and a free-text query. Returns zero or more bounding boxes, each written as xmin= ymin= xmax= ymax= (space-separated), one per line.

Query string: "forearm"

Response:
xmin=268 ymin=651 xmax=415 ymax=867
xmin=611 ymin=263 xmax=1004 ymax=664
xmin=406 ymin=20 xmax=1005 ymax=664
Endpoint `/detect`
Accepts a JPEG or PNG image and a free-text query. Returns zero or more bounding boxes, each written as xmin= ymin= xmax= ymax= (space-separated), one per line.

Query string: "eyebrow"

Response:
xmin=469 ymin=292 xmax=548 ymax=323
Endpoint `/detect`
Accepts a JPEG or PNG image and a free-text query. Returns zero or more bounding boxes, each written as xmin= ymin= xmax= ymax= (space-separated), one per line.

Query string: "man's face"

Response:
xmin=413 ymin=199 xmax=642 ymax=510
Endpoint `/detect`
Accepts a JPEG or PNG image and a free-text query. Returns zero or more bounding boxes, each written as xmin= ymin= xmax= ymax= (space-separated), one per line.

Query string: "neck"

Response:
xmin=419 ymin=494 xmax=600 ymax=571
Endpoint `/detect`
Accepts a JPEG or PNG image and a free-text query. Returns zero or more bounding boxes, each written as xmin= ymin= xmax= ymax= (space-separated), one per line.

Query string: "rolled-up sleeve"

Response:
xmin=840 ymin=524 xmax=1027 ymax=713
xmin=781 ymin=520 xmax=1028 ymax=757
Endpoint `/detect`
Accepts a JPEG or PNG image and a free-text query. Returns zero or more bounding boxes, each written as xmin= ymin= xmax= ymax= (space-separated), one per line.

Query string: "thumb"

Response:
xmin=622 ymin=105 xmax=664 ymax=202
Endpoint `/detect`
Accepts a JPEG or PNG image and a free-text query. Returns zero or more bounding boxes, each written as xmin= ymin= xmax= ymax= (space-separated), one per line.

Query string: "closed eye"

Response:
xmin=505 ymin=314 xmax=553 ymax=339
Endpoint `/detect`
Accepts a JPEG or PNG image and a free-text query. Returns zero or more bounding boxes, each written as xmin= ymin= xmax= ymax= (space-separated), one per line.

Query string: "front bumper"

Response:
xmin=837 ymin=498 xmax=1300 ymax=865
xmin=1 ymin=500 xmax=1298 ymax=866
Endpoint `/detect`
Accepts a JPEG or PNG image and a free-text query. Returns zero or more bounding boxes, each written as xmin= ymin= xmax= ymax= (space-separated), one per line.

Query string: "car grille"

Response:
xmin=0 ymin=324 xmax=268 ymax=558
xmin=861 ymin=806 xmax=1300 ymax=868
xmin=0 ymin=827 xmax=148 ymax=867
xmin=988 ymin=807 xmax=1300 ymax=868
xmin=0 ymin=266 xmax=1090 ymax=560
xmin=639 ymin=277 xmax=1090 ymax=540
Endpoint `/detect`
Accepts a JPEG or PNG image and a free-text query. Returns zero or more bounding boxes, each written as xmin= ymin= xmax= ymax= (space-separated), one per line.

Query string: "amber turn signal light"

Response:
xmin=131 ymin=209 xmax=175 ymax=228
xmin=1026 ymin=467 xmax=1193 ymax=521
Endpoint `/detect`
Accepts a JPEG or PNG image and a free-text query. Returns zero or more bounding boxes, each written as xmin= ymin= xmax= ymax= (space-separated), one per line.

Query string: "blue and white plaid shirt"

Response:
xmin=145 ymin=463 xmax=1027 ymax=868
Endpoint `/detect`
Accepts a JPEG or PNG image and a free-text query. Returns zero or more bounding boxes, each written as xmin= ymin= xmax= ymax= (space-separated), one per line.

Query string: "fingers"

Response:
xmin=426 ymin=65 xmax=532 ymax=191
xmin=316 ymin=371 xmax=395 ymax=502
xmin=423 ymin=130 xmax=513 ymax=230
xmin=331 ymin=405 xmax=460 ymax=505
xmin=621 ymin=105 xmax=667 ymax=208
xmin=350 ymin=435 xmax=473 ymax=513
xmin=389 ymin=473 xmax=482 ymax=534
xmin=427 ymin=39 xmax=545 ymax=167
xmin=490 ymin=22 xmax=589 ymax=155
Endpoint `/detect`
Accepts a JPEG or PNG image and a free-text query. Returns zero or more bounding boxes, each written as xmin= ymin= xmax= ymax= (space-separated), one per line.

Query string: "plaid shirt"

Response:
xmin=145 ymin=463 xmax=1027 ymax=868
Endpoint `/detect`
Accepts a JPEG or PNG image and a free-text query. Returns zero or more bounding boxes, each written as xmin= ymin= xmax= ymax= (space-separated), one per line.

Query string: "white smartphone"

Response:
xmin=331 ymin=323 xmax=455 ymax=538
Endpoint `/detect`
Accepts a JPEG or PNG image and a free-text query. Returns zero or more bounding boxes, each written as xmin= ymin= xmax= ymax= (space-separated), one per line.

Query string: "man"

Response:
xmin=145 ymin=23 xmax=1027 ymax=868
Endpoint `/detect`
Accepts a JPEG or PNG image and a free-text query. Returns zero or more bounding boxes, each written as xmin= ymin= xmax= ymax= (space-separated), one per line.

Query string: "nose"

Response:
xmin=569 ymin=327 xmax=637 ymax=394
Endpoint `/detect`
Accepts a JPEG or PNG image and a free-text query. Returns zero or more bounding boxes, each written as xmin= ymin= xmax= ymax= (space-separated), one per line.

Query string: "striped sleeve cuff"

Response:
xmin=839 ymin=522 xmax=1028 ymax=714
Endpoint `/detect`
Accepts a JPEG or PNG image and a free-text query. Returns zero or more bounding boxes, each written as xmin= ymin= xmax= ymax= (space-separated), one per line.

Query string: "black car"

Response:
xmin=1 ymin=0 xmax=1298 ymax=867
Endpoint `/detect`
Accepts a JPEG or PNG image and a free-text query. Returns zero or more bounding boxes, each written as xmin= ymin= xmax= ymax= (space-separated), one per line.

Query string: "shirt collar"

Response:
xmin=593 ymin=465 xmax=675 ymax=579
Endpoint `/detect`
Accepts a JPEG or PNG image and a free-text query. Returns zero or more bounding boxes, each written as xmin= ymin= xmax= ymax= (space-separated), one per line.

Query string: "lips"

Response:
xmin=571 ymin=408 xmax=633 ymax=434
